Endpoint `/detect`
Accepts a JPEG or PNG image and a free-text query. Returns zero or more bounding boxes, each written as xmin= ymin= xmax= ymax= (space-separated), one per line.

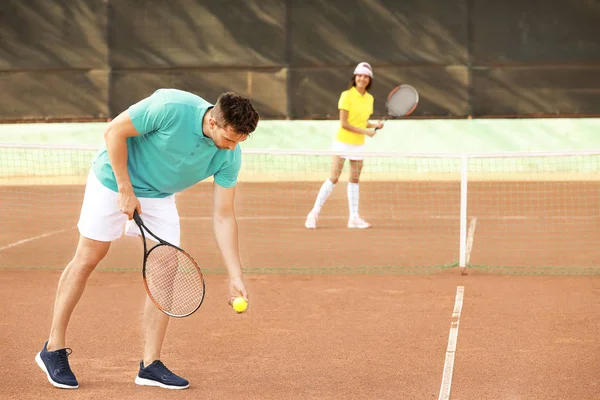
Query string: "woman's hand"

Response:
xmin=365 ymin=128 xmax=378 ymax=137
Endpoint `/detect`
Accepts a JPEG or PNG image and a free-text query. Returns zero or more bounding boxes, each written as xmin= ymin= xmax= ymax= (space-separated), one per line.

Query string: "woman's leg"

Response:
xmin=305 ymin=156 xmax=345 ymax=228
xmin=347 ymin=159 xmax=370 ymax=228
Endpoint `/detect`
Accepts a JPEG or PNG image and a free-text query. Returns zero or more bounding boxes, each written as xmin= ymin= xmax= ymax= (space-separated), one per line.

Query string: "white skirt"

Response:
xmin=331 ymin=140 xmax=365 ymax=161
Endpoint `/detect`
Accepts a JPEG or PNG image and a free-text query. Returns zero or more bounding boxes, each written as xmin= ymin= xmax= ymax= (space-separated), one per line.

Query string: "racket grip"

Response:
xmin=133 ymin=209 xmax=143 ymax=226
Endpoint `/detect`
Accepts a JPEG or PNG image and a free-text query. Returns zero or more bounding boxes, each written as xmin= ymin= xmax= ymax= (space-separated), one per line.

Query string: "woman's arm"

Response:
xmin=366 ymin=121 xmax=384 ymax=129
xmin=339 ymin=109 xmax=377 ymax=137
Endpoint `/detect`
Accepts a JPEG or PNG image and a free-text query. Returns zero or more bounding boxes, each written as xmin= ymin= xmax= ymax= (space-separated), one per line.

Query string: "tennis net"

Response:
xmin=1 ymin=143 xmax=599 ymax=275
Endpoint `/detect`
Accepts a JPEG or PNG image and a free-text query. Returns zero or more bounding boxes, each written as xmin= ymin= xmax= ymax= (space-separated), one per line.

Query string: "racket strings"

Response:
xmin=386 ymin=86 xmax=418 ymax=117
xmin=145 ymin=245 xmax=204 ymax=316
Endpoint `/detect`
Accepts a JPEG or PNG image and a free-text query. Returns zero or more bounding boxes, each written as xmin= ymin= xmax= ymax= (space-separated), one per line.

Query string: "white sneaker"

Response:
xmin=305 ymin=212 xmax=318 ymax=229
xmin=347 ymin=216 xmax=371 ymax=229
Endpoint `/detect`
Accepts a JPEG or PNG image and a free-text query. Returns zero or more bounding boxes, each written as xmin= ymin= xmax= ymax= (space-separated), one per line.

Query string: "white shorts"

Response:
xmin=77 ymin=170 xmax=181 ymax=246
xmin=331 ymin=140 xmax=365 ymax=161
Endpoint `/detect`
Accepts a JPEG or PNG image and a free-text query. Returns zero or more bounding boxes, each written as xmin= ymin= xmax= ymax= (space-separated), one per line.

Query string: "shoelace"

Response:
xmin=152 ymin=361 xmax=174 ymax=376
xmin=56 ymin=348 xmax=73 ymax=373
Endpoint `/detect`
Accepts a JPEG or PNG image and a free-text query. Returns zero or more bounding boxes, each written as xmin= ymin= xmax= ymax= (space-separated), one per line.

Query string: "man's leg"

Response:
xmin=37 ymin=169 xmax=126 ymax=389
xmin=36 ymin=235 xmax=111 ymax=389
xmin=142 ymin=293 xmax=170 ymax=365
xmin=128 ymin=197 xmax=189 ymax=389
xmin=135 ymin=271 xmax=188 ymax=389
xmin=48 ymin=236 xmax=111 ymax=350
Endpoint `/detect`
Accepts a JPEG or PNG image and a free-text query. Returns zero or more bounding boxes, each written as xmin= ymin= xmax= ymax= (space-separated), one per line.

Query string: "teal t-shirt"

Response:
xmin=93 ymin=89 xmax=242 ymax=198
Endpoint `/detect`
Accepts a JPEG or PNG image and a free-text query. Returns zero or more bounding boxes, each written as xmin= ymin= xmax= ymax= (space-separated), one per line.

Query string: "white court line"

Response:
xmin=438 ymin=286 xmax=464 ymax=400
xmin=0 ymin=228 xmax=75 ymax=252
xmin=465 ymin=217 xmax=477 ymax=265
xmin=182 ymin=215 xmax=596 ymax=221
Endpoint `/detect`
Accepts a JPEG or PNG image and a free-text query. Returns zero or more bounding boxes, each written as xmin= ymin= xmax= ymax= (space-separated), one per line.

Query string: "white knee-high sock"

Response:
xmin=311 ymin=179 xmax=335 ymax=214
xmin=347 ymin=182 xmax=359 ymax=218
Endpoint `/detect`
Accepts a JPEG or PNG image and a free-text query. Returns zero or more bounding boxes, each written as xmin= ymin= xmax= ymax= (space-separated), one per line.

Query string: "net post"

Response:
xmin=459 ymin=156 xmax=469 ymax=275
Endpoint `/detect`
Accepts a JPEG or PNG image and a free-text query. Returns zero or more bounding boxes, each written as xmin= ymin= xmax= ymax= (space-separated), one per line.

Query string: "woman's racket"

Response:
xmin=133 ymin=210 xmax=205 ymax=318
xmin=376 ymin=84 xmax=419 ymax=130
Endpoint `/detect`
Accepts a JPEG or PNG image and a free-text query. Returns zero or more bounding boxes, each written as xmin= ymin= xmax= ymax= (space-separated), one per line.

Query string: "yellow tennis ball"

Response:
xmin=232 ymin=297 xmax=248 ymax=313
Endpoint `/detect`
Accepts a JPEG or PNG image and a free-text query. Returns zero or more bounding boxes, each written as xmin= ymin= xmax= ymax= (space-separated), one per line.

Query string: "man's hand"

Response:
xmin=117 ymin=185 xmax=141 ymax=220
xmin=228 ymin=275 xmax=248 ymax=305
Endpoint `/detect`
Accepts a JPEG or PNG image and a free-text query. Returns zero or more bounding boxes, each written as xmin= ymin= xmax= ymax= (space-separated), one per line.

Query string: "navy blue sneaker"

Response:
xmin=35 ymin=341 xmax=79 ymax=389
xmin=135 ymin=360 xmax=189 ymax=389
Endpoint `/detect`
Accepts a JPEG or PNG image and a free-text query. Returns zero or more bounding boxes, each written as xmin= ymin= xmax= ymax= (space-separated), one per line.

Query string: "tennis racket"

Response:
xmin=133 ymin=210 xmax=205 ymax=318
xmin=376 ymin=84 xmax=419 ymax=131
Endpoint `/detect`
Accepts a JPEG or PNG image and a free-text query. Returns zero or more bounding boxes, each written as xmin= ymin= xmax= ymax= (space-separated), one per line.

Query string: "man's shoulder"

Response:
xmin=195 ymin=142 xmax=242 ymax=163
xmin=215 ymin=145 xmax=242 ymax=166
xmin=155 ymin=88 xmax=213 ymax=109
xmin=221 ymin=144 xmax=242 ymax=159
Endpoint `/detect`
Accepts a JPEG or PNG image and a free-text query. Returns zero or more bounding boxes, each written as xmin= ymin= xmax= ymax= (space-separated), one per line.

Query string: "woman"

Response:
xmin=305 ymin=62 xmax=383 ymax=229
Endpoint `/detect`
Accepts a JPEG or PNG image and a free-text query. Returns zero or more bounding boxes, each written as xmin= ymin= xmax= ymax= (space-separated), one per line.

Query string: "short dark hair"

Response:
xmin=348 ymin=75 xmax=372 ymax=91
xmin=214 ymin=92 xmax=259 ymax=135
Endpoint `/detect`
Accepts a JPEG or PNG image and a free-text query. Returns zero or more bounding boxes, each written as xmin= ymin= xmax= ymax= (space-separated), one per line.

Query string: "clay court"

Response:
xmin=1 ymin=180 xmax=600 ymax=399
xmin=3 ymin=0 xmax=600 ymax=397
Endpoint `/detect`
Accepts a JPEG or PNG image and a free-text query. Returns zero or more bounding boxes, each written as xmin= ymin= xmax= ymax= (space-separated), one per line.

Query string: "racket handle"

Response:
xmin=133 ymin=209 xmax=143 ymax=226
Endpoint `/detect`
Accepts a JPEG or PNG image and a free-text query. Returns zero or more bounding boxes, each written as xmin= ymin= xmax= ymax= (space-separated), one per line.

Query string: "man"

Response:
xmin=35 ymin=88 xmax=259 ymax=390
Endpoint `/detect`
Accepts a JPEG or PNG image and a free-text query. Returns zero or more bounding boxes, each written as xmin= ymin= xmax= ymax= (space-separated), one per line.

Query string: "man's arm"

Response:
xmin=103 ymin=111 xmax=141 ymax=219
xmin=212 ymin=183 xmax=248 ymax=302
